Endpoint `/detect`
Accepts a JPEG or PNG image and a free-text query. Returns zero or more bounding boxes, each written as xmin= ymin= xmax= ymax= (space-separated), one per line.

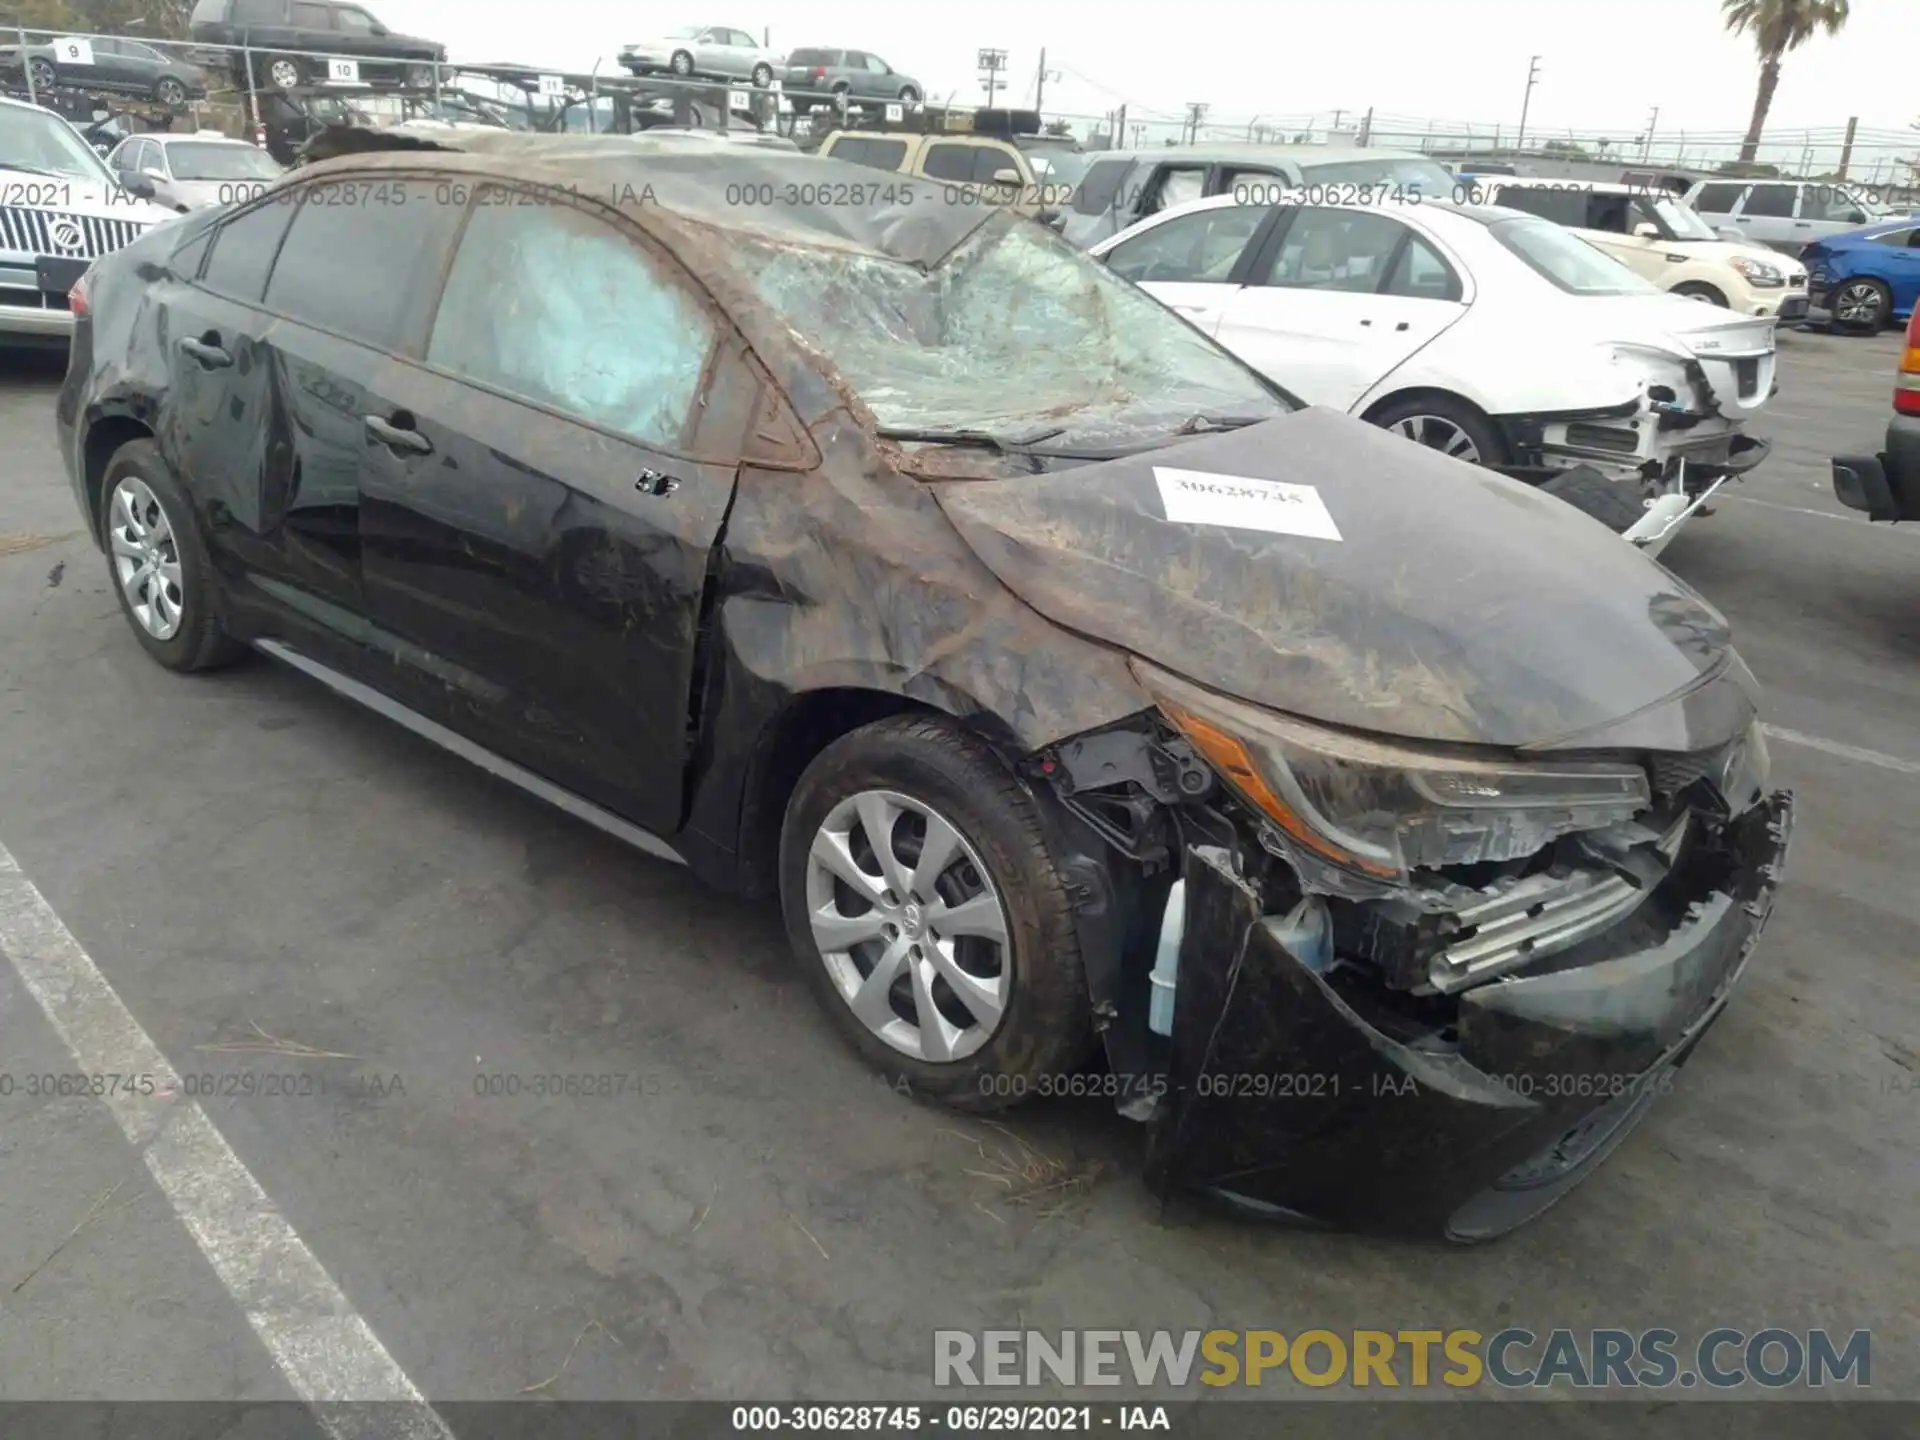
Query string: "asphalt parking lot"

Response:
xmin=0 ymin=326 xmax=1914 ymax=1418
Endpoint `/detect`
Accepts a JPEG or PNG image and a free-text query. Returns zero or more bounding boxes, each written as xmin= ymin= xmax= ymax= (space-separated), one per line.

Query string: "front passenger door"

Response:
xmin=359 ymin=185 xmax=746 ymax=832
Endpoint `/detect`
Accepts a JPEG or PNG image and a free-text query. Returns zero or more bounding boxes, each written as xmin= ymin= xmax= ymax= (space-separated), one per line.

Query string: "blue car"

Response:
xmin=1802 ymin=218 xmax=1920 ymax=333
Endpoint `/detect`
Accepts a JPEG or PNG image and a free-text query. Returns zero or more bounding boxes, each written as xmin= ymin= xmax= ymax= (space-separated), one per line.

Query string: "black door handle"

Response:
xmin=363 ymin=414 xmax=433 ymax=455
xmin=180 ymin=333 xmax=231 ymax=368
xmin=1359 ymin=318 xmax=1372 ymax=327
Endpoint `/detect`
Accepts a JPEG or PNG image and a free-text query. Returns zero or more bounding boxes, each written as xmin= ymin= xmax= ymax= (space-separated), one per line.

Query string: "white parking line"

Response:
xmin=0 ymin=840 xmax=452 ymax=1438
xmin=1763 ymin=726 xmax=1920 ymax=776
xmin=1728 ymin=495 xmax=1919 ymax=530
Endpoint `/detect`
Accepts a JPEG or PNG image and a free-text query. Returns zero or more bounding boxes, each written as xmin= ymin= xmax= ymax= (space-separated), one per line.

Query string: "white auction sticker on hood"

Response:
xmin=1153 ymin=467 xmax=1343 ymax=541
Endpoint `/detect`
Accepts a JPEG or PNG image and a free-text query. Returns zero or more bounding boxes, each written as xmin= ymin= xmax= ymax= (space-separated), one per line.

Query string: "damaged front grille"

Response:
xmin=1649 ymin=746 xmax=1722 ymax=795
xmin=1428 ymin=812 xmax=1689 ymax=992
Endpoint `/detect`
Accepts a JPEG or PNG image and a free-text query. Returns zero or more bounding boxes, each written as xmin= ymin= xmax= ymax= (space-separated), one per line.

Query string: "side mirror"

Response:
xmin=1847 ymin=210 xmax=1867 ymax=225
xmin=991 ymin=167 xmax=1021 ymax=186
xmin=124 ymin=174 xmax=155 ymax=197
xmin=1633 ymin=222 xmax=1660 ymax=239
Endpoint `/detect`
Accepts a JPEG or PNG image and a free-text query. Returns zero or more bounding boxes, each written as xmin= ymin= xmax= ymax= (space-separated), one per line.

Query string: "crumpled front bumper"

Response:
xmin=1144 ymin=791 xmax=1793 ymax=1240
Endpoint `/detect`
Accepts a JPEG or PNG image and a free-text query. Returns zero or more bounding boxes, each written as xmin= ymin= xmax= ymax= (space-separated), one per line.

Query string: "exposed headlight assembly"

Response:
xmin=1133 ymin=661 xmax=1651 ymax=884
xmin=1728 ymin=256 xmax=1785 ymax=287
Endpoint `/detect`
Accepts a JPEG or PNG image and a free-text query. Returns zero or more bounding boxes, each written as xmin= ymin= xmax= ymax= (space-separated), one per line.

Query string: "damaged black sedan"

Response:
xmin=55 ymin=130 xmax=1792 ymax=1240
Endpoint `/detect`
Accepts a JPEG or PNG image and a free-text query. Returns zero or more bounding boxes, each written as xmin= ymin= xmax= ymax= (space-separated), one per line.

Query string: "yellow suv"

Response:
xmin=816 ymin=131 xmax=1059 ymax=218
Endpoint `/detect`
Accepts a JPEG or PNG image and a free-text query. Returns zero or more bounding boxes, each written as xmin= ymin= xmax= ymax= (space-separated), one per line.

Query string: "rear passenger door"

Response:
xmin=357 ymin=183 xmax=750 ymax=831
xmin=1730 ymin=182 xmax=1798 ymax=251
xmin=1212 ymin=207 xmax=1467 ymax=409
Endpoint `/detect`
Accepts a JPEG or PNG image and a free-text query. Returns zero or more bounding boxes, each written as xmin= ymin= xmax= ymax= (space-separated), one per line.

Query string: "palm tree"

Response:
xmin=1722 ymin=0 xmax=1851 ymax=165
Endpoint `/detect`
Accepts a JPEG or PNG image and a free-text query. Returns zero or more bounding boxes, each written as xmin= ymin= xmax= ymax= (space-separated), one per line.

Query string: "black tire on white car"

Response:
xmin=1672 ymin=281 xmax=1729 ymax=307
xmin=669 ymin=50 xmax=694 ymax=77
xmin=750 ymin=62 xmax=772 ymax=87
xmin=899 ymin=86 xmax=920 ymax=105
xmin=1368 ymin=393 xmax=1509 ymax=468
xmin=779 ymin=715 xmax=1095 ymax=1111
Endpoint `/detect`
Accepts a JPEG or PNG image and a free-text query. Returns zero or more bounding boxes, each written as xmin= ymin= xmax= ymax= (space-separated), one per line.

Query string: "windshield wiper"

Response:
xmin=1171 ymin=413 xmax=1269 ymax=435
xmin=0 ymin=161 xmax=65 ymax=177
xmin=876 ymin=425 xmax=1067 ymax=453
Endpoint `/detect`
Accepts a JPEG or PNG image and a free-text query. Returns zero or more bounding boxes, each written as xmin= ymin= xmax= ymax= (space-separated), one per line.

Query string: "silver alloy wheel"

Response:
xmin=156 ymin=77 xmax=187 ymax=106
xmin=805 ymin=788 xmax=1011 ymax=1063
xmin=109 ymin=476 xmax=185 ymax=641
xmin=670 ymin=50 xmax=693 ymax=75
xmin=269 ymin=58 xmax=301 ymax=88
xmin=751 ymin=63 xmax=772 ymax=87
xmin=1835 ymin=281 xmax=1886 ymax=327
xmin=1388 ymin=414 xmax=1483 ymax=464
xmin=28 ymin=59 xmax=54 ymax=89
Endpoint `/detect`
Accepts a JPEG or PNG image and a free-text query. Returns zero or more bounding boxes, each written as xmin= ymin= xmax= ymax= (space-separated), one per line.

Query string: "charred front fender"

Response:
xmin=1145 ymin=793 xmax=1793 ymax=1239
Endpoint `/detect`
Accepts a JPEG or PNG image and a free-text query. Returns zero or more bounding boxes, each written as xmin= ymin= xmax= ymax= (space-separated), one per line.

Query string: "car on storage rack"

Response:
xmin=816 ymin=130 xmax=1056 ymax=218
xmin=1059 ymin=143 xmax=1460 ymax=250
xmin=780 ymin=47 xmax=921 ymax=114
xmin=1799 ymin=219 xmax=1920 ymax=333
xmin=1091 ymin=193 xmax=1777 ymax=555
xmin=55 ymin=125 xmax=1792 ymax=1243
xmin=617 ymin=26 xmax=780 ymax=87
xmin=188 ymin=0 xmax=446 ymax=91
xmin=0 ymin=36 xmax=208 ymax=110
xmin=1683 ymin=176 xmax=1893 ymax=255
xmin=106 ymin=132 xmax=286 ymax=212
xmin=1476 ymin=177 xmax=1809 ymax=319
xmin=0 ymin=94 xmax=177 ymax=345
xmin=1831 ymin=302 xmax=1920 ymax=522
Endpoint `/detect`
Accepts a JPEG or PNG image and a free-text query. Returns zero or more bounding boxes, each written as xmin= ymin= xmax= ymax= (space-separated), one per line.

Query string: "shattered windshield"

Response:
xmin=733 ymin=214 xmax=1292 ymax=442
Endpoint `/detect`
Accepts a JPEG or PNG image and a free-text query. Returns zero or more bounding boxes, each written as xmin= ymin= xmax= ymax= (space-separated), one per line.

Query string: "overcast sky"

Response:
xmin=377 ymin=1 xmax=1914 ymax=158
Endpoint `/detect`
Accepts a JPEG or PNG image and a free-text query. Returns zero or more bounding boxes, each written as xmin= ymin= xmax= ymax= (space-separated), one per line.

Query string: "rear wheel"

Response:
xmin=899 ymin=85 xmax=920 ymax=105
xmin=27 ymin=58 xmax=55 ymax=91
xmin=1368 ymin=393 xmax=1508 ymax=468
xmin=750 ymin=62 xmax=773 ymax=87
xmin=266 ymin=56 xmax=302 ymax=89
xmin=831 ymin=81 xmax=851 ymax=109
xmin=100 ymin=440 xmax=244 ymax=673
xmin=153 ymin=76 xmax=189 ymax=108
xmin=669 ymin=49 xmax=694 ymax=77
xmin=1832 ymin=277 xmax=1891 ymax=333
xmin=779 ymin=716 xmax=1094 ymax=1110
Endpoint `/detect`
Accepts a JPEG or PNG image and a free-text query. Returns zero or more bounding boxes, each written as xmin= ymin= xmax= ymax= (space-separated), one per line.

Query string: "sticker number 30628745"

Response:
xmin=1152 ymin=467 xmax=1344 ymax=541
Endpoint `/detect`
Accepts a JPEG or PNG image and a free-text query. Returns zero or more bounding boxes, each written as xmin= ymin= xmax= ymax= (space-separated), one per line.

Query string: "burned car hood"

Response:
xmin=935 ymin=407 xmax=1751 ymax=751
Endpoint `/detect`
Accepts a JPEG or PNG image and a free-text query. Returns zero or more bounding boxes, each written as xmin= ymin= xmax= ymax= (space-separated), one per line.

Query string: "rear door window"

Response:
xmin=1690 ymin=182 xmax=1747 ymax=214
xmin=1382 ymin=233 xmax=1462 ymax=302
xmin=199 ymin=198 xmax=296 ymax=303
xmin=261 ymin=178 xmax=465 ymax=351
xmin=922 ymin=142 xmax=981 ymax=183
xmin=1740 ymin=184 xmax=1796 ymax=218
xmin=426 ymin=191 xmax=720 ymax=451
xmin=1145 ymin=164 xmax=1207 ymax=215
xmin=1259 ymin=209 xmax=1409 ymax=293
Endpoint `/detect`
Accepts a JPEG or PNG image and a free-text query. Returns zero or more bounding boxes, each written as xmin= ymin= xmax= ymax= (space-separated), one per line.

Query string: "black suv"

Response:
xmin=188 ymin=0 xmax=446 ymax=90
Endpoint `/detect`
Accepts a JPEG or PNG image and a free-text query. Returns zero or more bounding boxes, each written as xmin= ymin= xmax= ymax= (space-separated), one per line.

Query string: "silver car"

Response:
xmin=1684 ymin=177 xmax=1892 ymax=255
xmin=780 ymin=48 xmax=922 ymax=112
xmin=105 ymin=133 xmax=285 ymax=214
xmin=618 ymin=25 xmax=780 ymax=87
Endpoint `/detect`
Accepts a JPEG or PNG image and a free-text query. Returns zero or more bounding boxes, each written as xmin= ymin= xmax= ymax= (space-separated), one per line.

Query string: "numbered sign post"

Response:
xmin=884 ymin=103 xmax=904 ymax=123
xmin=538 ymin=74 xmax=564 ymax=98
xmin=728 ymin=89 xmax=750 ymax=112
xmin=54 ymin=37 xmax=96 ymax=67
xmin=327 ymin=58 xmax=359 ymax=84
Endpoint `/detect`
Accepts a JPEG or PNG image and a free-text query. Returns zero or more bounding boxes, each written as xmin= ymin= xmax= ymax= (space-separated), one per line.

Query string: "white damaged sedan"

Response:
xmin=1090 ymin=193 xmax=1778 ymax=554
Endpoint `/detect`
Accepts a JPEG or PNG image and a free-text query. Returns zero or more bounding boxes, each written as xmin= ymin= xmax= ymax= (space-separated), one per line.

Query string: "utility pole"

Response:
xmin=1033 ymin=47 xmax=1060 ymax=112
xmin=1837 ymin=115 xmax=1858 ymax=180
xmin=1516 ymin=55 xmax=1541 ymax=153
xmin=1184 ymin=101 xmax=1207 ymax=144
xmin=1641 ymin=106 xmax=1658 ymax=161
xmin=1114 ymin=103 xmax=1126 ymax=149
xmin=977 ymin=48 xmax=1008 ymax=109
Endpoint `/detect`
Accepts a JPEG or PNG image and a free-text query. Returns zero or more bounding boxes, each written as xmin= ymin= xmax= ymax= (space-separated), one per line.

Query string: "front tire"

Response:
xmin=750 ymin=62 xmax=772 ymax=87
xmin=1672 ymin=281 xmax=1728 ymax=307
xmin=1368 ymin=393 xmax=1508 ymax=468
xmin=266 ymin=56 xmax=302 ymax=90
xmin=899 ymin=85 xmax=920 ymax=105
xmin=100 ymin=440 xmax=244 ymax=673
xmin=779 ymin=716 xmax=1094 ymax=1111
xmin=1832 ymin=277 xmax=1891 ymax=334
xmin=27 ymin=58 xmax=55 ymax=92
xmin=154 ymin=76 xmax=189 ymax=108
